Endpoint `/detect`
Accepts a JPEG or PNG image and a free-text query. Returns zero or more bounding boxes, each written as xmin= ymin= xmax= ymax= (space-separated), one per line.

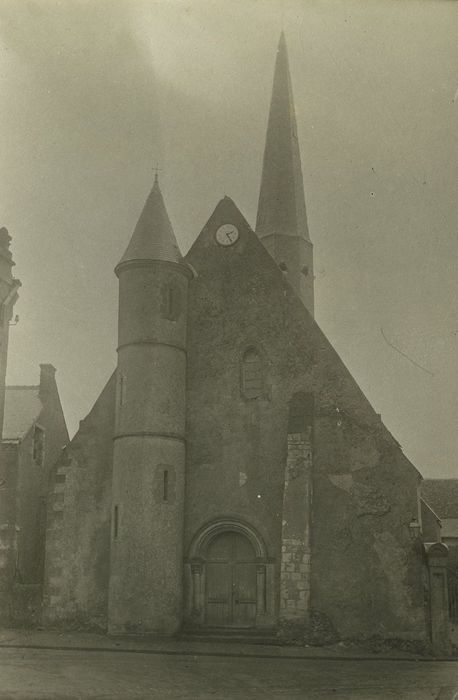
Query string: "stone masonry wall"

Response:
xmin=43 ymin=373 xmax=115 ymax=630
xmin=185 ymin=202 xmax=427 ymax=642
xmin=279 ymin=431 xmax=312 ymax=625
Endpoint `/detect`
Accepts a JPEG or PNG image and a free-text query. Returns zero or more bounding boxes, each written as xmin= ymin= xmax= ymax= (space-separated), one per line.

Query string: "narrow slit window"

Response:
xmin=163 ymin=470 xmax=169 ymax=502
xmin=242 ymin=348 xmax=264 ymax=399
xmin=161 ymin=283 xmax=181 ymax=321
xmin=155 ymin=465 xmax=174 ymax=503
xmin=113 ymin=505 xmax=119 ymax=540
xmin=119 ymin=375 xmax=126 ymax=406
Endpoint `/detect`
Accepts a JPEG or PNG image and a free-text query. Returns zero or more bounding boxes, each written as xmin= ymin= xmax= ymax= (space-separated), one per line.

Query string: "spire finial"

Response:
xmin=153 ymin=163 xmax=163 ymax=186
xmin=280 ymin=5 xmax=286 ymax=33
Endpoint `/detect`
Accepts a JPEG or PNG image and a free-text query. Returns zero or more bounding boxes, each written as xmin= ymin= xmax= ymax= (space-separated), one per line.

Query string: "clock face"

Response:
xmin=215 ymin=223 xmax=239 ymax=247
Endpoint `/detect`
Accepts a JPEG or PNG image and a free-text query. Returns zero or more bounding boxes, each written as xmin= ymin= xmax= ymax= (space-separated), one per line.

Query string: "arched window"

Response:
xmin=161 ymin=282 xmax=182 ymax=321
xmin=242 ymin=348 xmax=264 ymax=399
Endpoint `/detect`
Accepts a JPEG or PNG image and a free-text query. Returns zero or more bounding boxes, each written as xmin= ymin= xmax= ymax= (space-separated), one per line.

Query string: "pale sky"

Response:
xmin=1 ymin=0 xmax=458 ymax=477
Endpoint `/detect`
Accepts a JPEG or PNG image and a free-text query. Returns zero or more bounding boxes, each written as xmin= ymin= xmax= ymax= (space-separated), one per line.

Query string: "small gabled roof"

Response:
xmin=2 ymin=386 xmax=42 ymax=441
xmin=117 ymin=175 xmax=182 ymax=270
xmin=422 ymin=479 xmax=458 ymax=519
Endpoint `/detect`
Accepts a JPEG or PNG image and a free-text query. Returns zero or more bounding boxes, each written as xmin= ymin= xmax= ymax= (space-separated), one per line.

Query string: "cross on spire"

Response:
xmin=153 ymin=163 xmax=163 ymax=185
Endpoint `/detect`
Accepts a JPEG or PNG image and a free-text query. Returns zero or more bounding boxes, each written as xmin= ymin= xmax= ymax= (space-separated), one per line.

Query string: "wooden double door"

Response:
xmin=205 ymin=531 xmax=257 ymax=628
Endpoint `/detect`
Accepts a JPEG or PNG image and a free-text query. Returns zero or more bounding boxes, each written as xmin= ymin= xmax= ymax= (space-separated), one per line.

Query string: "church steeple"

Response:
xmin=256 ymin=33 xmax=314 ymax=316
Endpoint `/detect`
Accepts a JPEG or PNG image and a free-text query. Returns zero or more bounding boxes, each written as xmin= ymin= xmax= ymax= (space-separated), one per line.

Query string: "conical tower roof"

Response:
xmin=117 ymin=175 xmax=182 ymax=271
xmin=255 ymin=32 xmax=310 ymax=242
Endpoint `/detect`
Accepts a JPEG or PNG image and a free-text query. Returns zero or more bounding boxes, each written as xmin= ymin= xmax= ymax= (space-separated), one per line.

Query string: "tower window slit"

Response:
xmin=113 ymin=505 xmax=119 ymax=540
xmin=119 ymin=375 xmax=126 ymax=406
xmin=162 ymin=283 xmax=181 ymax=321
xmin=163 ymin=470 xmax=169 ymax=502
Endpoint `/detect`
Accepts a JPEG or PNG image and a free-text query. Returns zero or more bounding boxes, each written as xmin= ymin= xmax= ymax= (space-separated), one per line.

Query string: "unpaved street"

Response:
xmin=0 ymin=646 xmax=458 ymax=699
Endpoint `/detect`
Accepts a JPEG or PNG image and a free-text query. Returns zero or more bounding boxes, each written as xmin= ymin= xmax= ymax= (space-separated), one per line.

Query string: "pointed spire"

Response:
xmin=255 ymin=32 xmax=310 ymax=242
xmin=116 ymin=176 xmax=182 ymax=272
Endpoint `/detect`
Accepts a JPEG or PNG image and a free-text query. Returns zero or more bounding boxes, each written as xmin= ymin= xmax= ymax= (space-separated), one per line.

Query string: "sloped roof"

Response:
xmin=441 ymin=519 xmax=458 ymax=539
xmin=422 ymin=479 xmax=458 ymax=519
xmin=116 ymin=175 xmax=182 ymax=270
xmin=2 ymin=386 xmax=42 ymax=440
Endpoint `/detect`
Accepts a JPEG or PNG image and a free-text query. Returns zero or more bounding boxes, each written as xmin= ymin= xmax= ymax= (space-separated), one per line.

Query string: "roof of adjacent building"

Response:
xmin=422 ymin=479 xmax=458 ymax=519
xmin=420 ymin=497 xmax=441 ymax=522
xmin=116 ymin=174 xmax=182 ymax=270
xmin=2 ymin=386 xmax=42 ymax=441
xmin=441 ymin=519 xmax=458 ymax=539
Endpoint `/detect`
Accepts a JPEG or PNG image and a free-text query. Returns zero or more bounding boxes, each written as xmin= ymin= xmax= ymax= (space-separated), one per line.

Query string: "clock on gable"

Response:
xmin=215 ymin=224 xmax=239 ymax=247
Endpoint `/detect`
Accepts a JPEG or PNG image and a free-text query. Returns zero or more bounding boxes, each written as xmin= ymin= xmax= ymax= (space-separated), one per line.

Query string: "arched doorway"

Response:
xmin=206 ymin=530 xmax=257 ymax=627
xmin=185 ymin=518 xmax=275 ymax=630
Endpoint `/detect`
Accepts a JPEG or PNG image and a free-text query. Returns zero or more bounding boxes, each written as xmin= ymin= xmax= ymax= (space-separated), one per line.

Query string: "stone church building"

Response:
xmin=41 ymin=34 xmax=432 ymax=644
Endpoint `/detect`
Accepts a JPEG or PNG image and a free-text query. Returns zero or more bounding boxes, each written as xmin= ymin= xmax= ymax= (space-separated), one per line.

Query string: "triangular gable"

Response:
xmin=186 ymin=196 xmax=422 ymax=478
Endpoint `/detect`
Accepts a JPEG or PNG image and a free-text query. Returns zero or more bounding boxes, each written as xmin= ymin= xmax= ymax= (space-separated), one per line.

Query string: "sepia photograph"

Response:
xmin=0 ymin=0 xmax=458 ymax=697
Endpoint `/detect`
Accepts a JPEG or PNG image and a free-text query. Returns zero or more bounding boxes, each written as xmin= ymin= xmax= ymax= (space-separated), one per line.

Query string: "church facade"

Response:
xmin=42 ymin=35 xmax=430 ymax=644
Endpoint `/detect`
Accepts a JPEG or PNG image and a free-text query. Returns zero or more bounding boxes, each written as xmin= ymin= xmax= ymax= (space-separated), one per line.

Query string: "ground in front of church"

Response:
xmin=0 ymin=630 xmax=457 ymax=699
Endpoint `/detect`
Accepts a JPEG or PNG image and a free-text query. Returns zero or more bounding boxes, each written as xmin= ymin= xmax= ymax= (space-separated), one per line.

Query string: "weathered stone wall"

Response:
xmin=15 ymin=366 xmax=69 ymax=585
xmin=43 ymin=373 xmax=115 ymax=630
xmin=0 ymin=442 xmax=19 ymax=598
xmin=15 ymin=429 xmax=42 ymax=582
xmin=279 ymin=431 xmax=312 ymax=627
xmin=311 ymin=414 xmax=425 ymax=641
xmin=185 ymin=199 xmax=426 ymax=642
xmin=108 ymin=260 xmax=190 ymax=635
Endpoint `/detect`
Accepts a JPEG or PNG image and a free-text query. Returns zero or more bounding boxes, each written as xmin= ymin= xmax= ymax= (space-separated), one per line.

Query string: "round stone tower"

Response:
xmin=108 ymin=175 xmax=191 ymax=635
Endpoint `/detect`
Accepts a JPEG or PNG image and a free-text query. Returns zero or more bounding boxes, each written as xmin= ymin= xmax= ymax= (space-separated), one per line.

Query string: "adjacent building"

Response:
xmin=0 ymin=230 xmax=68 ymax=623
xmin=422 ymin=480 xmax=458 ymax=569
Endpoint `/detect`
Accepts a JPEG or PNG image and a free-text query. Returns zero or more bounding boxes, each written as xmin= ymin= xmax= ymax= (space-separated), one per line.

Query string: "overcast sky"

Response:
xmin=1 ymin=0 xmax=458 ymax=477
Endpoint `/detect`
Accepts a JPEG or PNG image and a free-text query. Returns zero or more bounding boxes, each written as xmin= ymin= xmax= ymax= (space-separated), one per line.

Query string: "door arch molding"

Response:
xmin=189 ymin=518 xmax=268 ymax=560
xmin=184 ymin=518 xmax=275 ymax=630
